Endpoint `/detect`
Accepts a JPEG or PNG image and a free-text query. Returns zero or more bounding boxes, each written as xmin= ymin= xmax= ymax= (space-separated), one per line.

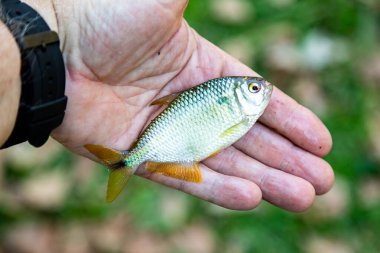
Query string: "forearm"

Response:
xmin=0 ymin=0 xmax=60 ymax=147
xmin=0 ymin=20 xmax=21 ymax=146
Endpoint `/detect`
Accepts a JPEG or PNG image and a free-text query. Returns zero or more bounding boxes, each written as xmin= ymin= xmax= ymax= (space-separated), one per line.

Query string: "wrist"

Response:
xmin=0 ymin=0 xmax=67 ymax=148
xmin=0 ymin=21 xmax=21 ymax=145
xmin=21 ymin=0 xmax=58 ymax=33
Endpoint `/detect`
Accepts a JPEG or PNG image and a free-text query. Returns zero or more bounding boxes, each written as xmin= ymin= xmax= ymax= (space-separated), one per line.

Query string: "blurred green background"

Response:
xmin=1 ymin=0 xmax=380 ymax=252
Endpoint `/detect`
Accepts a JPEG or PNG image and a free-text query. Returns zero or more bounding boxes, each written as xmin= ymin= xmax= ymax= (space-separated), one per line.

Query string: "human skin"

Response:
xmin=0 ymin=22 xmax=20 ymax=145
xmin=0 ymin=0 xmax=334 ymax=211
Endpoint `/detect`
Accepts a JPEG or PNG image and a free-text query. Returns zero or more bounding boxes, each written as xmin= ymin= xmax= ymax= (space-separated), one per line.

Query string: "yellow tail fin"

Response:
xmin=84 ymin=144 xmax=133 ymax=203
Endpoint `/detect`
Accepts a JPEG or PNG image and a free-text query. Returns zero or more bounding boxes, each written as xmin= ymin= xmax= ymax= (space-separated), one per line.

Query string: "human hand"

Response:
xmin=31 ymin=0 xmax=333 ymax=211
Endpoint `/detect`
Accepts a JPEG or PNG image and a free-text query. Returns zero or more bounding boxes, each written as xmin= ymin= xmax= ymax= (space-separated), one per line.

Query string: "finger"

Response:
xmin=234 ymin=123 xmax=334 ymax=195
xmin=136 ymin=163 xmax=262 ymax=210
xmin=204 ymin=147 xmax=316 ymax=212
xmin=259 ymin=87 xmax=332 ymax=156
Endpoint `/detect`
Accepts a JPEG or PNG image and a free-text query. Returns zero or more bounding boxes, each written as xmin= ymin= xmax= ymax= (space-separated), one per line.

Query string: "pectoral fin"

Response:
xmin=145 ymin=162 xmax=202 ymax=183
xmin=220 ymin=119 xmax=250 ymax=138
xmin=151 ymin=93 xmax=179 ymax=105
xmin=208 ymin=149 xmax=222 ymax=158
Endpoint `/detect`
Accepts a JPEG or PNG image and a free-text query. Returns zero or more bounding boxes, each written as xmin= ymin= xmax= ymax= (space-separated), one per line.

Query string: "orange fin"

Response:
xmin=146 ymin=162 xmax=202 ymax=183
xmin=84 ymin=144 xmax=125 ymax=165
xmin=106 ymin=168 xmax=133 ymax=203
xmin=151 ymin=93 xmax=179 ymax=105
xmin=220 ymin=119 xmax=249 ymax=138
xmin=84 ymin=144 xmax=132 ymax=203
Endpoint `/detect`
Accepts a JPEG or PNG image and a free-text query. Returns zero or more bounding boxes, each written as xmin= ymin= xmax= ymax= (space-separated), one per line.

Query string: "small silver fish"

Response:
xmin=86 ymin=76 xmax=273 ymax=202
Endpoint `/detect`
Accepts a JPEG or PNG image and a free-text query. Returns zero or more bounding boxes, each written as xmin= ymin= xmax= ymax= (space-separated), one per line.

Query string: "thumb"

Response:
xmin=158 ymin=0 xmax=189 ymax=18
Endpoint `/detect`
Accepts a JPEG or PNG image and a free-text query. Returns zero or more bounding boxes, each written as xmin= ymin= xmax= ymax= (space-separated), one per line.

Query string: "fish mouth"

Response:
xmin=264 ymin=81 xmax=273 ymax=100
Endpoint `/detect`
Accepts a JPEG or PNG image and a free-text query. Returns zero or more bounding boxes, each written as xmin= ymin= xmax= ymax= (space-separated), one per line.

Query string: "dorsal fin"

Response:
xmin=150 ymin=93 xmax=180 ymax=105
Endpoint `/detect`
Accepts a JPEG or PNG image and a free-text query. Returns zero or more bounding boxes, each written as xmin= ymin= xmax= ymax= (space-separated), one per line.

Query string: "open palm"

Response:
xmin=48 ymin=0 xmax=333 ymax=211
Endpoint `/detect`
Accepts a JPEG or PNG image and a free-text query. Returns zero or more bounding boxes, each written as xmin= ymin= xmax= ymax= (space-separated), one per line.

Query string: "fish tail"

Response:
xmin=84 ymin=144 xmax=135 ymax=203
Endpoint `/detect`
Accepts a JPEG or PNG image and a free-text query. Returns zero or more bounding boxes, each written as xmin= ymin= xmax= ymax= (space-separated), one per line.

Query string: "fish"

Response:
xmin=85 ymin=76 xmax=273 ymax=202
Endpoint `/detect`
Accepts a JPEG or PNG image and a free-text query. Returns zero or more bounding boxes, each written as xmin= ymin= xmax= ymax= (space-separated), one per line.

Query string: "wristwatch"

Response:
xmin=0 ymin=0 xmax=67 ymax=148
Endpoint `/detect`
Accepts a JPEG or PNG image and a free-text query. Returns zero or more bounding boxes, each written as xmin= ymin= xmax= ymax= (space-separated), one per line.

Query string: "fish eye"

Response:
xmin=248 ymin=82 xmax=261 ymax=93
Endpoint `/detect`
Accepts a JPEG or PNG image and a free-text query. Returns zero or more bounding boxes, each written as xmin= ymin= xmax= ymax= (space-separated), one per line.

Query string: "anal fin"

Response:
xmin=146 ymin=162 xmax=202 ymax=183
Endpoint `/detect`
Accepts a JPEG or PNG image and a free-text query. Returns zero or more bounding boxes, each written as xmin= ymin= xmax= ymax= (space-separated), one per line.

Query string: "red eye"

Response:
xmin=248 ymin=82 xmax=261 ymax=93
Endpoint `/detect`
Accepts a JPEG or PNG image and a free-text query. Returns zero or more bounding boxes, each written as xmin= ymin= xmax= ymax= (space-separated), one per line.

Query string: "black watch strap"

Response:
xmin=0 ymin=0 xmax=67 ymax=148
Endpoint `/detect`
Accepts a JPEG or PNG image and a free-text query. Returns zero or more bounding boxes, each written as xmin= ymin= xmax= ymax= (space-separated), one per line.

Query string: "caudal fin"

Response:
xmin=84 ymin=144 xmax=133 ymax=203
